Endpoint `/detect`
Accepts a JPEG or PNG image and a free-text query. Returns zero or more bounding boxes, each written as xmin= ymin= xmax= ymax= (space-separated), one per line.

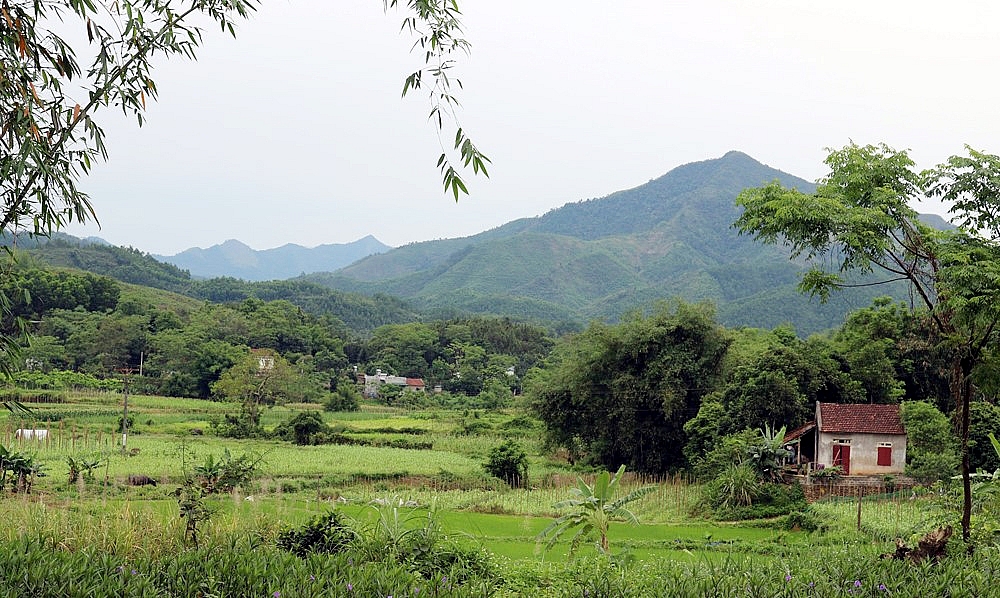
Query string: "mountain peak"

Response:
xmin=721 ymin=150 xmax=754 ymax=161
xmin=512 ymin=151 xmax=813 ymax=242
xmin=220 ymin=239 xmax=251 ymax=249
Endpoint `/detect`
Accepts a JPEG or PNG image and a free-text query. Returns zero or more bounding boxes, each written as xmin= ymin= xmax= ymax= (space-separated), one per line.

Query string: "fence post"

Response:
xmin=856 ymin=487 xmax=863 ymax=531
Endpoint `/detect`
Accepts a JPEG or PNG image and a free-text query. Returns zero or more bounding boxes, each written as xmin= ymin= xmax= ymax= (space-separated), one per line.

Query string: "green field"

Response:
xmin=0 ymin=391 xmax=984 ymax=596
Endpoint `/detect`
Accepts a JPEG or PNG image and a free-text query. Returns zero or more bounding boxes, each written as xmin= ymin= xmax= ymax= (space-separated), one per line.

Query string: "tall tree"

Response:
xmin=735 ymin=142 xmax=1000 ymax=545
xmin=528 ymin=301 xmax=730 ymax=473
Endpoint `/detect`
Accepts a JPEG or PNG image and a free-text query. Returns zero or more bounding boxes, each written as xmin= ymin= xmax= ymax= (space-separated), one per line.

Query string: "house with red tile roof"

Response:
xmin=784 ymin=403 xmax=907 ymax=475
xmin=357 ymin=369 xmax=426 ymax=398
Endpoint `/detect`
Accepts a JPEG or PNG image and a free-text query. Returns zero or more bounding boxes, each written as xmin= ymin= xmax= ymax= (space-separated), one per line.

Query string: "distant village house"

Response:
xmin=357 ymin=369 xmax=425 ymax=398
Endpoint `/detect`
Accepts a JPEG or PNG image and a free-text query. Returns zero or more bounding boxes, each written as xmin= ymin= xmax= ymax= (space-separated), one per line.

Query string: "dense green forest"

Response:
xmin=526 ymin=299 xmax=997 ymax=481
xmin=5 ymin=258 xmax=995 ymax=487
xmin=2 ymin=262 xmax=555 ymax=405
xmin=22 ymin=238 xmax=425 ymax=334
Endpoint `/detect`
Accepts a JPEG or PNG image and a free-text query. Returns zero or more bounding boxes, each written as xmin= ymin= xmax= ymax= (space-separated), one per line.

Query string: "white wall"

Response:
xmin=816 ymin=432 xmax=906 ymax=475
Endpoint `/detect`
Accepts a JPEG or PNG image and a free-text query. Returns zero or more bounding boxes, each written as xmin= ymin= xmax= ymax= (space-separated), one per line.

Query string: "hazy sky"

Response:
xmin=60 ymin=0 xmax=1000 ymax=255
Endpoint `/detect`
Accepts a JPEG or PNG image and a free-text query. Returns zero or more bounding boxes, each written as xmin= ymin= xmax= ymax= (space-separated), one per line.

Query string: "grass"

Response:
xmin=0 ymin=388 xmax=982 ymax=598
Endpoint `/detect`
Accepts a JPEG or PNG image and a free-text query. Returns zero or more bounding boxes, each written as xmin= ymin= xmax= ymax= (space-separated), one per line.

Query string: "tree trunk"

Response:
xmin=952 ymin=355 xmax=973 ymax=549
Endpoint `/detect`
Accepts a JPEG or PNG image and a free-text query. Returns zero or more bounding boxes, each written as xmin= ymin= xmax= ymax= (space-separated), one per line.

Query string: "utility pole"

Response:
xmin=118 ymin=367 xmax=135 ymax=455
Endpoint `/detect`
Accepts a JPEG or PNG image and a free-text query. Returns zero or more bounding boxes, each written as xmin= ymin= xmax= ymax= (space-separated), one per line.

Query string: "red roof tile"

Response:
xmin=818 ymin=403 xmax=905 ymax=435
xmin=784 ymin=421 xmax=816 ymax=443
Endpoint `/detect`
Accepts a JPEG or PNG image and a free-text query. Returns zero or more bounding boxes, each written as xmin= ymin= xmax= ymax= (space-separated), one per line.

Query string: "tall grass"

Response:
xmin=810 ymin=492 xmax=949 ymax=541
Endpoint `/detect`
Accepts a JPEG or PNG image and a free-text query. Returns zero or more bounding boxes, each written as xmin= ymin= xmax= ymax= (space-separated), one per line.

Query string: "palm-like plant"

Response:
xmin=538 ymin=465 xmax=653 ymax=555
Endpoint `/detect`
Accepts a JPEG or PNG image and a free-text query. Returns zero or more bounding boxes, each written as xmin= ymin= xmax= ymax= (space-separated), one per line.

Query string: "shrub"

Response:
xmin=902 ymin=400 xmax=959 ymax=482
xmin=358 ymin=500 xmax=498 ymax=583
xmin=458 ymin=420 xmax=493 ymax=436
xmin=193 ymin=449 xmax=263 ymax=494
xmin=706 ymin=463 xmax=761 ymax=510
xmin=811 ymin=465 xmax=844 ymax=482
xmin=484 ymin=440 xmax=528 ymax=488
xmin=272 ymin=411 xmax=328 ymax=445
xmin=210 ymin=413 xmax=265 ymax=439
xmin=116 ymin=414 xmax=136 ymax=433
xmin=276 ymin=510 xmax=357 ymax=557
xmin=712 ymin=482 xmax=806 ymax=521
xmin=782 ymin=507 xmax=828 ymax=532
xmin=324 ymin=386 xmax=361 ymax=412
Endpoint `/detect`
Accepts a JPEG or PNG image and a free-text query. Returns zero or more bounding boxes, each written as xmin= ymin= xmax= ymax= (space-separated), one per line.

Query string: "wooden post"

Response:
xmin=856 ymin=487 xmax=863 ymax=531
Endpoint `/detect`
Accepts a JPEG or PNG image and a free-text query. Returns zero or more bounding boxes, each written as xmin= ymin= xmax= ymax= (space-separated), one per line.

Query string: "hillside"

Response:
xmin=21 ymin=238 xmax=420 ymax=335
xmin=307 ymin=151 xmax=929 ymax=335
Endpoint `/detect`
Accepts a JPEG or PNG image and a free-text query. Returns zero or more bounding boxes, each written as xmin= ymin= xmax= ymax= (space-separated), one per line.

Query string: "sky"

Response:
xmin=59 ymin=0 xmax=1000 ymax=255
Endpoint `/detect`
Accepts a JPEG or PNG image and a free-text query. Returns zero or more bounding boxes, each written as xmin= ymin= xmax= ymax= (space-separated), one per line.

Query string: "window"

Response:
xmin=877 ymin=442 xmax=892 ymax=467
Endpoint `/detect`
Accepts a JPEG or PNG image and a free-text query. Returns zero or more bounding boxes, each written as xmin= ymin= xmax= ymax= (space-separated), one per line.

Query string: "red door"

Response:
xmin=832 ymin=445 xmax=851 ymax=475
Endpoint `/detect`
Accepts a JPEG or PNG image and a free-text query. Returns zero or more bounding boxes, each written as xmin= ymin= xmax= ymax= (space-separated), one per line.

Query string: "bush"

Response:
xmin=704 ymin=463 xmax=761 ymax=510
xmin=902 ymin=400 xmax=959 ymax=482
xmin=782 ymin=507 xmax=828 ymax=532
xmin=210 ymin=413 xmax=265 ymax=439
xmin=324 ymin=386 xmax=361 ymax=412
xmin=811 ymin=465 xmax=844 ymax=482
xmin=276 ymin=510 xmax=357 ymax=557
xmin=691 ymin=429 xmax=760 ymax=481
xmin=272 ymin=411 xmax=328 ymax=445
xmin=193 ymin=449 xmax=263 ymax=494
xmin=712 ymin=482 xmax=806 ymax=521
xmin=908 ymin=450 xmax=960 ymax=484
xmin=458 ymin=420 xmax=493 ymax=436
xmin=483 ymin=440 xmax=528 ymax=488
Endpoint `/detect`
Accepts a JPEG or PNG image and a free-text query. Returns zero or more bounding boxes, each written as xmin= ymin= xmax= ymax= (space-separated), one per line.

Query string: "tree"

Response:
xmin=901 ymin=401 xmax=959 ymax=483
xmin=528 ymin=301 xmax=730 ymax=473
xmin=2 ymin=0 xmax=485 ymax=240
xmin=736 ymin=143 xmax=1000 ymax=544
xmin=969 ymin=401 xmax=1000 ymax=473
xmin=483 ymin=439 xmax=528 ymax=488
xmin=211 ymin=351 xmax=306 ymax=429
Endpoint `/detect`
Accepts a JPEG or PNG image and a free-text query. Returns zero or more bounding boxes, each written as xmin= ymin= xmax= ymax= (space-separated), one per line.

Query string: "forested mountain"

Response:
xmin=307 ymin=151 xmax=949 ymax=335
xmin=18 ymin=151 xmax=954 ymax=336
xmin=21 ymin=238 xmax=420 ymax=335
xmin=155 ymin=236 xmax=391 ymax=281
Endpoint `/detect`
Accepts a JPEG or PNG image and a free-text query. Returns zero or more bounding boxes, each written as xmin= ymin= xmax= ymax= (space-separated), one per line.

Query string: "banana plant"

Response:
xmin=538 ymin=465 xmax=653 ymax=555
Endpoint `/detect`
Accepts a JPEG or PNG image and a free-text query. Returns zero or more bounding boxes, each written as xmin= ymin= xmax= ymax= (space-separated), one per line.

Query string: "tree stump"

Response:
xmin=881 ymin=526 xmax=952 ymax=564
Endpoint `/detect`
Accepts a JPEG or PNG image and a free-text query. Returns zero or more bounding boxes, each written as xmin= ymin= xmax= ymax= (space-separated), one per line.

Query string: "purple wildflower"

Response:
xmin=347 ymin=583 xmax=354 ymax=591
xmin=855 ymin=580 xmax=863 ymax=588
xmin=273 ymin=592 xmax=281 ymax=598
xmin=309 ymin=575 xmax=315 ymax=582
xmin=879 ymin=584 xmax=888 ymax=592
xmin=131 ymin=570 xmax=138 ymax=576
xmin=785 ymin=574 xmax=792 ymax=582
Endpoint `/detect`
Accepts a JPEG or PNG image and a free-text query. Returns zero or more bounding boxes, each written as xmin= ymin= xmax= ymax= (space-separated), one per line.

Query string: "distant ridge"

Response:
xmin=304 ymin=151 xmax=949 ymax=335
xmin=156 ymin=235 xmax=391 ymax=281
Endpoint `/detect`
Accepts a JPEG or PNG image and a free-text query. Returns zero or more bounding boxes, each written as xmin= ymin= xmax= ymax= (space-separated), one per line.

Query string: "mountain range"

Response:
xmin=154 ymin=236 xmax=391 ymax=281
xmin=301 ymin=151 xmax=949 ymax=334
xmin=21 ymin=151 xmax=952 ymax=336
